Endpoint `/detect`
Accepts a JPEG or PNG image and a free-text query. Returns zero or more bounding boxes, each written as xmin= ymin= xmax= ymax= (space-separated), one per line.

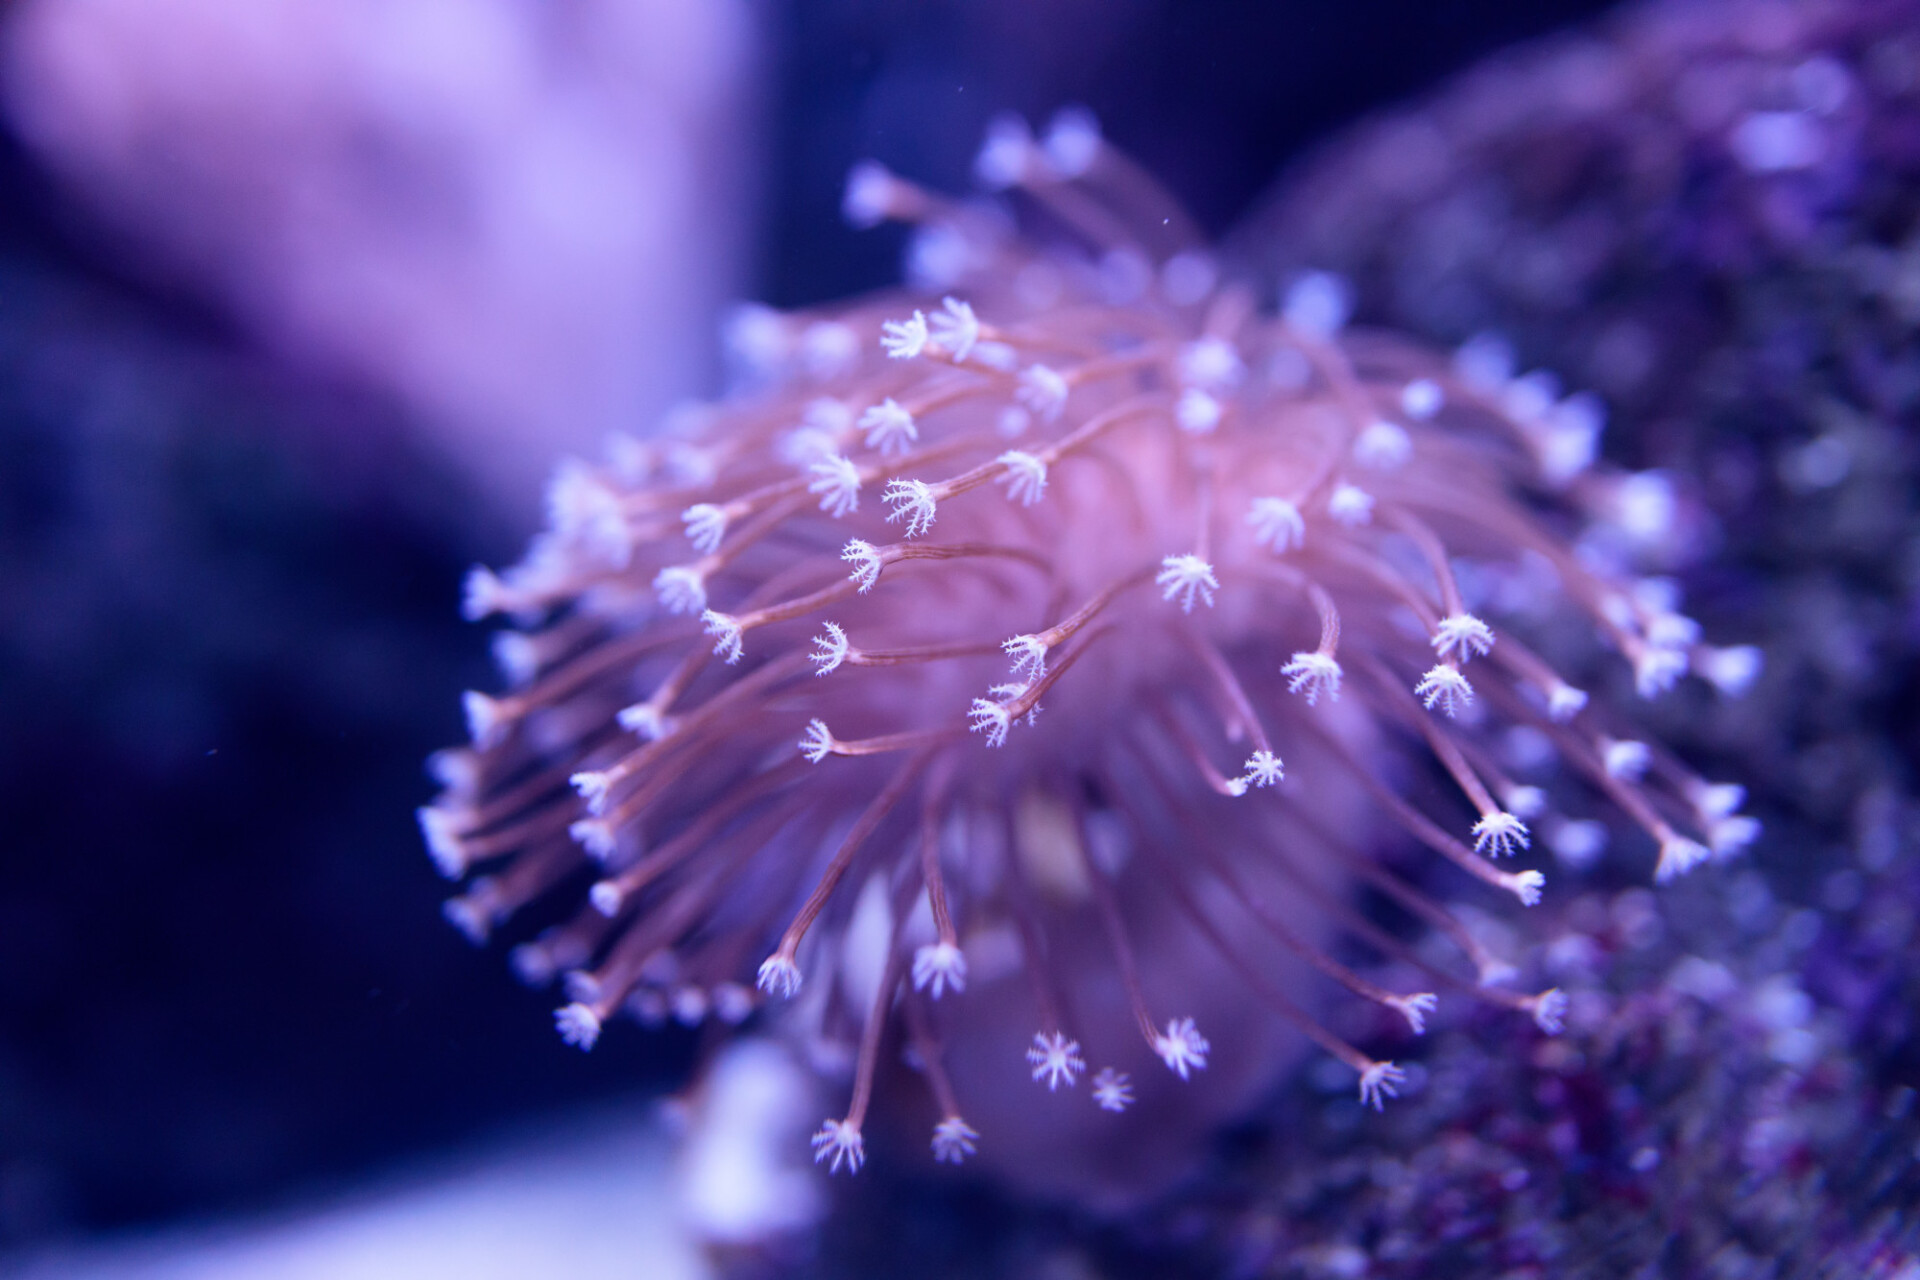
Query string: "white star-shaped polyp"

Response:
xmin=442 ymin=892 xmax=494 ymax=945
xmin=701 ymin=611 xmax=745 ymax=665
xmin=1635 ymin=647 xmax=1689 ymax=698
xmin=483 ymin=637 xmax=537 ymax=687
xmin=1603 ymin=739 xmax=1652 ymax=780
xmin=1328 ymin=483 xmax=1375 ymax=527
xmin=1282 ymin=651 xmax=1343 ymax=705
xmin=569 ymin=770 xmax=613 ymax=814
xmin=617 ymin=702 xmax=670 ymax=741
xmin=930 ymin=1117 xmax=979 ymax=1164
xmin=546 ymin=460 xmax=617 ymax=536
xmin=547 ymin=468 xmax=631 ymax=566
xmin=979 ymin=682 xmax=1038 ymax=730
xmin=1283 ymin=271 xmax=1352 ymax=337
xmin=969 ymin=698 xmax=1013 ymax=748
xmin=842 ymin=540 xmax=884 ymax=592
xmin=1387 ymin=993 xmax=1439 ymax=1035
xmin=1454 ymin=332 xmax=1514 ymax=390
xmin=858 ymin=398 xmax=919 ymax=455
xmin=1655 ymin=836 xmax=1711 ymax=883
xmin=1547 ymin=682 xmax=1589 ymax=722
xmin=1507 ymin=870 xmax=1546 ymax=906
xmin=568 ymin=817 xmax=616 ymax=862
xmin=1358 ymin=1061 xmax=1407 ymax=1111
xmin=1645 ymin=611 xmax=1701 ymax=649
xmin=1177 ymin=336 xmax=1245 ymax=390
xmin=798 ymin=720 xmax=835 ymax=764
xmin=756 ymin=954 xmax=803 ymax=997
xmin=1014 ymin=365 xmax=1068 ymax=422
xmin=993 ymin=350 xmax=1047 ymax=384
xmin=929 ymin=296 xmax=980 ymax=361
xmin=417 ymin=806 xmax=466 ymax=878
xmin=1699 ymin=644 xmax=1763 ymax=696
xmin=1542 ymin=419 xmax=1599 ymax=484
xmin=883 ymin=479 xmax=938 ymax=537
xmin=1152 ymin=1017 xmax=1210 ymax=1080
xmin=1175 ymin=388 xmax=1223 ymax=434
xmin=461 ymin=691 xmax=507 ymax=748
xmin=1001 ymin=635 xmax=1049 ymax=682
xmin=1431 ymin=613 xmax=1496 ymax=664
xmin=1531 ymin=989 xmax=1568 ymax=1035
xmin=587 ymin=881 xmax=623 ymax=917
xmin=1156 ymin=554 xmax=1219 ymax=613
xmin=974 ymin=113 xmax=1035 ymax=190
xmin=1027 ymin=1031 xmax=1086 ymax=1090
xmin=879 ymin=310 xmax=928 ymax=359
xmin=1416 ymin=664 xmax=1474 ymax=716
xmin=652 ymin=565 xmax=708 ymax=616
xmin=1692 ymin=782 xmax=1746 ymax=821
xmin=1471 ymin=811 xmax=1530 ymax=858
xmin=996 ymin=451 xmax=1048 ymax=505
xmin=810 ymin=623 xmax=849 ymax=675
xmin=1238 ymin=750 xmax=1285 ymax=790
xmin=911 ymin=942 xmax=968 ymax=998
xmin=554 ymin=1003 xmax=601 ymax=1050
xmin=681 ymin=503 xmax=728 ymax=554
xmin=1042 ymin=105 xmax=1101 ymax=177
xmin=1503 ymin=370 xmax=1556 ymax=422
xmin=1248 ymin=497 xmax=1305 ymax=553
xmin=1092 ymin=1068 xmax=1134 ymax=1113
xmin=811 ymin=1119 xmax=865 ymax=1174
xmin=807 ymin=455 xmax=862 ymax=517
xmin=1400 ymin=378 xmax=1444 ymax=420
xmin=461 ymin=566 xmax=511 ymax=623
xmin=842 ymin=160 xmax=895 ymax=228
xmin=1353 ymin=420 xmax=1412 ymax=470
xmin=1503 ymin=785 xmax=1546 ymax=819
xmin=1710 ymin=814 xmax=1762 ymax=856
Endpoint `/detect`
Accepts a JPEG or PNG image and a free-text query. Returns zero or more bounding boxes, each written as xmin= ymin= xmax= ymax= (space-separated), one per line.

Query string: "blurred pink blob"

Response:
xmin=3 ymin=0 xmax=759 ymax=516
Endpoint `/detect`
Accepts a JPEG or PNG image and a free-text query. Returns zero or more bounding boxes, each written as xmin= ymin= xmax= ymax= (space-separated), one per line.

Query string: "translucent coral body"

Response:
xmin=422 ymin=112 xmax=1758 ymax=1190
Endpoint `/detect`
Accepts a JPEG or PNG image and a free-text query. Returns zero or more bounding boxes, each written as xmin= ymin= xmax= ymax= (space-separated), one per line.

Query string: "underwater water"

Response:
xmin=1 ymin=1 xmax=1914 ymax=1276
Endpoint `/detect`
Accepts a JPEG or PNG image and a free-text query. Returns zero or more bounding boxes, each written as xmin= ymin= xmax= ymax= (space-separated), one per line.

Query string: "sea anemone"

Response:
xmin=420 ymin=109 xmax=1759 ymax=1185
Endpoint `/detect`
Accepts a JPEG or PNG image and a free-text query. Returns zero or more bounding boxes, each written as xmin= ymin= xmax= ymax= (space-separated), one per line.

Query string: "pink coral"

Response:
xmin=421 ymin=111 xmax=1758 ymax=1186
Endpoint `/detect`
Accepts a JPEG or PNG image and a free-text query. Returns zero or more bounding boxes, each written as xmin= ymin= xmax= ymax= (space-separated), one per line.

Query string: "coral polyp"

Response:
xmin=421 ymin=112 xmax=1758 ymax=1178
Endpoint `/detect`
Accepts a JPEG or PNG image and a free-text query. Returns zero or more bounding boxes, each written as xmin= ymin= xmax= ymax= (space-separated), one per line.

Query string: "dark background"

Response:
xmin=0 ymin=0 xmax=1620 ymax=1247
